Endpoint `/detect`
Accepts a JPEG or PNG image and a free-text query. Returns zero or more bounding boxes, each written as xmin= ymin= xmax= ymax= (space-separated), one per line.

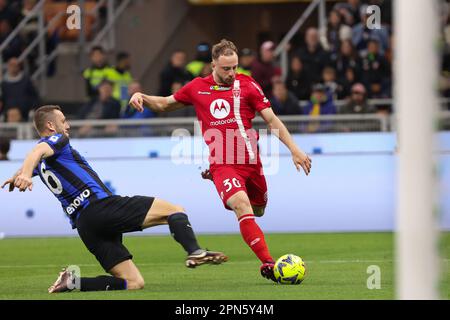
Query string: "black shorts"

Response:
xmin=76 ymin=195 xmax=155 ymax=272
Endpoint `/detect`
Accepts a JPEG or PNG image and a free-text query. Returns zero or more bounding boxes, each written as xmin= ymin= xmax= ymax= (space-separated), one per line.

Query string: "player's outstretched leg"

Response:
xmin=48 ymin=260 xmax=139 ymax=293
xmin=141 ymin=198 xmax=228 ymax=268
xmin=227 ymin=191 xmax=276 ymax=282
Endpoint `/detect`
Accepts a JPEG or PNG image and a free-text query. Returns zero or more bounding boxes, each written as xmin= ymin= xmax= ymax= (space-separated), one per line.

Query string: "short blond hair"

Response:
xmin=33 ymin=105 xmax=61 ymax=133
xmin=212 ymin=39 xmax=238 ymax=60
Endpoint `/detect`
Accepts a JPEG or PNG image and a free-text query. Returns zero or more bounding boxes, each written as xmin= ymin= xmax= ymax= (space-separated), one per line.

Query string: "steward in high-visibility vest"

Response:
xmin=107 ymin=52 xmax=133 ymax=114
xmin=82 ymin=46 xmax=113 ymax=100
xmin=237 ymin=48 xmax=255 ymax=77
xmin=186 ymin=60 xmax=205 ymax=78
xmin=186 ymin=42 xmax=211 ymax=77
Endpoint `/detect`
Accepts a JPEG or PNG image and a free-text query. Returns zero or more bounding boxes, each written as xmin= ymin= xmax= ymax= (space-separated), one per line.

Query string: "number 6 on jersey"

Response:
xmin=40 ymin=162 xmax=63 ymax=195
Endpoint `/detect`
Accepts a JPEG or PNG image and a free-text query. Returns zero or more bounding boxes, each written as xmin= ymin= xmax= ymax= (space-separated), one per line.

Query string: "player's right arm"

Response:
xmin=129 ymin=93 xmax=185 ymax=113
xmin=1 ymin=168 xmax=23 ymax=192
xmin=1 ymin=143 xmax=54 ymax=192
xmin=129 ymin=79 xmax=195 ymax=113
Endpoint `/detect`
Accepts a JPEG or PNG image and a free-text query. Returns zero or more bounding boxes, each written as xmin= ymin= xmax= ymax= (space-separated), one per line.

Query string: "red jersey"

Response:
xmin=174 ymin=73 xmax=271 ymax=167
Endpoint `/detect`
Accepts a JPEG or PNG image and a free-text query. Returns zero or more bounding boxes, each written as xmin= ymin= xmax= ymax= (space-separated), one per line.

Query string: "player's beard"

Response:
xmin=225 ymin=76 xmax=235 ymax=85
xmin=217 ymin=73 xmax=235 ymax=86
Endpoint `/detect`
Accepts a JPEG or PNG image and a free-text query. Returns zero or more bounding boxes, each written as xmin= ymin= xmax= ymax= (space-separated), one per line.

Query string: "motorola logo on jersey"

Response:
xmin=210 ymin=99 xmax=231 ymax=119
xmin=66 ymin=189 xmax=91 ymax=215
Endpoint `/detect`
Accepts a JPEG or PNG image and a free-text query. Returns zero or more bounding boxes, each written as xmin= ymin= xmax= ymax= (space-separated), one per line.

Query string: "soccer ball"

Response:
xmin=273 ymin=254 xmax=306 ymax=284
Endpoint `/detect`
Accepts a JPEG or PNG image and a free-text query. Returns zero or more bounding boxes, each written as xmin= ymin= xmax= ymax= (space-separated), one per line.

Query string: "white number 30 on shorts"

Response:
xmin=223 ymin=178 xmax=242 ymax=193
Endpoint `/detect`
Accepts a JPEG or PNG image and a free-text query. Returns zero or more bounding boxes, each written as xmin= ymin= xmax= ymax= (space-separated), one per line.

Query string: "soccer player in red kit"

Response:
xmin=129 ymin=39 xmax=312 ymax=282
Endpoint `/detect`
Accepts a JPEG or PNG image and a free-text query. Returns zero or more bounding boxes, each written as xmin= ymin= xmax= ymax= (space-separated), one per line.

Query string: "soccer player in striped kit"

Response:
xmin=129 ymin=39 xmax=312 ymax=282
xmin=1 ymin=105 xmax=227 ymax=293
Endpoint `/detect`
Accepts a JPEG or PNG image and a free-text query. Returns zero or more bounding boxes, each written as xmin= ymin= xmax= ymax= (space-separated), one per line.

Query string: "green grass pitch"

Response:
xmin=0 ymin=232 xmax=448 ymax=300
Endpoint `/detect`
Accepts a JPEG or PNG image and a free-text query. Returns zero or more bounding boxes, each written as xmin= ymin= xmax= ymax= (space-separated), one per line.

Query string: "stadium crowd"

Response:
xmin=0 ymin=0 xmax=449 ymax=129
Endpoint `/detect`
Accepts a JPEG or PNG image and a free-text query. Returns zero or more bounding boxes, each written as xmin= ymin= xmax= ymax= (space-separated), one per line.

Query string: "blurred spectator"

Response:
xmin=0 ymin=0 xmax=21 ymax=28
xmin=304 ymin=84 xmax=337 ymax=115
xmin=123 ymin=81 xmax=156 ymax=119
xmin=285 ymin=55 xmax=311 ymax=100
xmin=375 ymin=104 xmax=391 ymax=116
xmin=304 ymin=83 xmax=337 ymax=132
xmin=0 ymin=19 xmax=23 ymax=62
xmin=171 ymin=81 xmax=183 ymax=94
xmin=339 ymin=66 xmax=358 ymax=99
xmin=80 ymin=79 xmax=121 ymax=120
xmin=321 ymin=9 xmax=352 ymax=54
xmin=123 ymin=81 xmax=155 ymax=136
xmin=158 ymin=50 xmax=192 ymax=96
xmin=352 ymin=4 xmax=389 ymax=56
xmin=237 ymin=48 xmax=255 ymax=76
xmin=340 ymin=83 xmax=375 ymax=114
xmin=251 ymin=40 xmax=281 ymax=97
xmin=0 ymin=0 xmax=10 ymax=20
xmin=108 ymin=51 xmax=133 ymax=113
xmin=0 ymin=137 xmax=10 ymax=160
xmin=79 ymin=80 xmax=121 ymax=137
xmin=1 ymin=57 xmax=39 ymax=121
xmin=162 ymin=81 xmax=196 ymax=118
xmin=6 ymin=107 xmax=22 ymax=123
xmin=297 ymin=27 xmax=329 ymax=84
xmin=360 ymin=38 xmax=391 ymax=98
xmin=269 ymin=78 xmax=301 ymax=115
xmin=333 ymin=0 xmax=362 ymax=27
xmin=82 ymin=46 xmax=112 ymax=101
xmin=332 ymin=40 xmax=361 ymax=82
xmin=186 ymin=42 xmax=211 ymax=77
xmin=322 ymin=65 xmax=343 ymax=99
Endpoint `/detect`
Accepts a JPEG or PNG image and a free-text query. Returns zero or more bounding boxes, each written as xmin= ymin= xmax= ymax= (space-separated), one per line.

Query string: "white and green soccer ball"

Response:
xmin=274 ymin=254 xmax=306 ymax=285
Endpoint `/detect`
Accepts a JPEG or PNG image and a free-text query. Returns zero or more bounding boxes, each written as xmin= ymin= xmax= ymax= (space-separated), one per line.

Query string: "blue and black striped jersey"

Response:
xmin=34 ymin=134 xmax=112 ymax=227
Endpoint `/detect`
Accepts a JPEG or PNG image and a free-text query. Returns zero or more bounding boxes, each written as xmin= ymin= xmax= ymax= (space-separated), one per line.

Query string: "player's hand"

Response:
xmin=201 ymin=169 xmax=213 ymax=181
xmin=13 ymin=174 xmax=33 ymax=192
xmin=129 ymin=92 xmax=144 ymax=113
xmin=1 ymin=177 xmax=16 ymax=192
xmin=292 ymin=149 xmax=312 ymax=176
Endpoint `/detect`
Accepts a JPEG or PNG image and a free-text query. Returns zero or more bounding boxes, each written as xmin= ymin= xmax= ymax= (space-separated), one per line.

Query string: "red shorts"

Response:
xmin=209 ymin=163 xmax=268 ymax=210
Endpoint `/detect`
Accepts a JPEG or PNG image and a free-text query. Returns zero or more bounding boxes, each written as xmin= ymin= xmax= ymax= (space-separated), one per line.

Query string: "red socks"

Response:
xmin=238 ymin=214 xmax=273 ymax=263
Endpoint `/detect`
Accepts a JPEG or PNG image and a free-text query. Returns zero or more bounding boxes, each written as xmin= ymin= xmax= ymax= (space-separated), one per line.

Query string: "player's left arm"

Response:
xmin=259 ymin=108 xmax=312 ymax=175
xmin=1 ymin=143 xmax=55 ymax=192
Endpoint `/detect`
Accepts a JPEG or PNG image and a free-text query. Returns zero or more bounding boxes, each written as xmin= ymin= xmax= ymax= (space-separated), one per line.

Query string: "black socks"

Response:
xmin=80 ymin=275 xmax=127 ymax=291
xmin=167 ymin=212 xmax=201 ymax=255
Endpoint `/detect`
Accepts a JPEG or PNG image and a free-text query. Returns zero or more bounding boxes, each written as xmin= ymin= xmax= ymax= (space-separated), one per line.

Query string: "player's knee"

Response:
xmin=230 ymin=198 xmax=252 ymax=215
xmin=172 ymin=204 xmax=185 ymax=214
xmin=136 ymin=278 xmax=145 ymax=290
xmin=127 ymin=276 xmax=145 ymax=290
xmin=159 ymin=204 xmax=185 ymax=224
